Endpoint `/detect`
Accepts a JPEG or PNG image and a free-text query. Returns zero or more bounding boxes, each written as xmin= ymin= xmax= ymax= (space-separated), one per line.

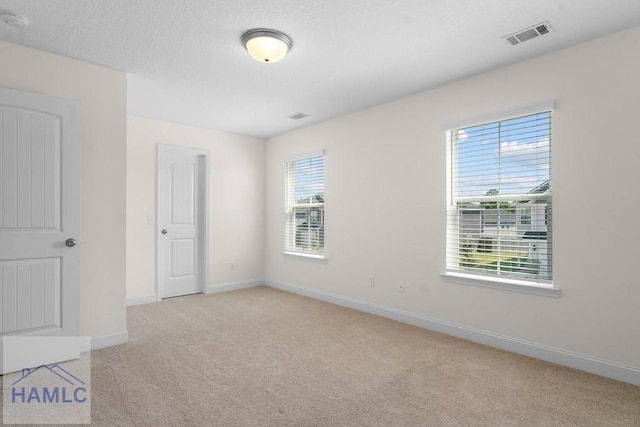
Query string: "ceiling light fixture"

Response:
xmin=241 ymin=28 xmax=292 ymax=64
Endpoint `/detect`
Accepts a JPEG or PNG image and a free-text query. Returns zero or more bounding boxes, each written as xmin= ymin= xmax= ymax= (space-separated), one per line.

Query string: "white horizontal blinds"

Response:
xmin=447 ymin=111 xmax=552 ymax=281
xmin=286 ymin=154 xmax=325 ymax=254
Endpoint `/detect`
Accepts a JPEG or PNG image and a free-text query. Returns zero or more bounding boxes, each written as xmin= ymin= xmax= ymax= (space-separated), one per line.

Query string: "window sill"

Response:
xmin=282 ymin=252 xmax=327 ymax=263
xmin=441 ymin=271 xmax=560 ymax=298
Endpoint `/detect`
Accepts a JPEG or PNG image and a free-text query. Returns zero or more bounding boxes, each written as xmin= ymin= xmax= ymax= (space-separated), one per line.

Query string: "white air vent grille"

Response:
xmin=502 ymin=21 xmax=554 ymax=46
xmin=0 ymin=10 xmax=29 ymax=29
xmin=506 ymin=36 xmax=519 ymax=46
xmin=288 ymin=113 xmax=309 ymax=120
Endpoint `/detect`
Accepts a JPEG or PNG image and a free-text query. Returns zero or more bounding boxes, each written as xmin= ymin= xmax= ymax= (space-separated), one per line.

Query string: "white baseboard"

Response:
xmin=80 ymin=330 xmax=129 ymax=353
xmin=126 ymin=294 xmax=158 ymax=306
xmin=267 ymin=280 xmax=369 ymax=312
xmin=127 ymin=281 xmax=265 ymax=306
xmin=265 ymin=280 xmax=640 ymax=386
xmin=206 ymin=280 xmax=264 ymax=294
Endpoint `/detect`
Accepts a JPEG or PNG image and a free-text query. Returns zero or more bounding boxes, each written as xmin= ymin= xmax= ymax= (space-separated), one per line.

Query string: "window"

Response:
xmin=519 ymin=208 xmax=531 ymax=225
xmin=446 ymin=110 xmax=552 ymax=284
xmin=286 ymin=152 xmax=325 ymax=256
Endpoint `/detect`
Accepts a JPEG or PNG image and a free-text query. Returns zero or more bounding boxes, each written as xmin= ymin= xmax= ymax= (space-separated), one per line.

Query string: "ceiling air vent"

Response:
xmin=502 ymin=21 xmax=553 ymax=46
xmin=536 ymin=24 xmax=550 ymax=35
xmin=0 ymin=10 xmax=29 ymax=29
xmin=288 ymin=113 xmax=309 ymax=120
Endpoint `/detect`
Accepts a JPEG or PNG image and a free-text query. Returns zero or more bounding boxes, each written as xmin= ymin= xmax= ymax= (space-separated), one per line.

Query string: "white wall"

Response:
xmin=0 ymin=41 xmax=127 ymax=341
xmin=126 ymin=116 xmax=265 ymax=301
xmin=4 ymin=23 xmax=636 ymax=377
xmin=265 ymin=26 xmax=640 ymax=369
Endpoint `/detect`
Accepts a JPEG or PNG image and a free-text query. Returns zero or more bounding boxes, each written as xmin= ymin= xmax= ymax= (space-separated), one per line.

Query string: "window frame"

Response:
xmin=443 ymin=103 xmax=559 ymax=297
xmin=284 ymin=150 xmax=326 ymax=261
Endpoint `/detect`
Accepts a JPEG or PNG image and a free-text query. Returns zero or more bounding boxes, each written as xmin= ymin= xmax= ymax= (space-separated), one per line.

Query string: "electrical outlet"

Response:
xmin=399 ymin=281 xmax=405 ymax=293
xmin=229 ymin=262 xmax=235 ymax=271
xmin=146 ymin=215 xmax=154 ymax=225
xmin=369 ymin=276 xmax=375 ymax=287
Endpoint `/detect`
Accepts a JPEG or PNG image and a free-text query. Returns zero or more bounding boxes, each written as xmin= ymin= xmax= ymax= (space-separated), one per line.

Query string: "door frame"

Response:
xmin=155 ymin=144 xmax=209 ymax=300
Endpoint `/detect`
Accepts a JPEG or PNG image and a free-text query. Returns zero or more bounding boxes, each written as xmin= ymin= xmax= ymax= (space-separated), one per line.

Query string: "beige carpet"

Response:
xmin=35 ymin=287 xmax=640 ymax=425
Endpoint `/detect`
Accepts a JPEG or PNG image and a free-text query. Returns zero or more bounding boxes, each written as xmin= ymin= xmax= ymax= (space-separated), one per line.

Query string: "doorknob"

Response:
xmin=65 ymin=238 xmax=77 ymax=247
xmin=161 ymin=229 xmax=168 ymax=234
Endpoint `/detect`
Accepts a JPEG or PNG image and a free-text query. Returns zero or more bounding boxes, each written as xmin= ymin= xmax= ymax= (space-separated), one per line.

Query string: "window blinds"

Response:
xmin=446 ymin=111 xmax=552 ymax=282
xmin=286 ymin=154 xmax=325 ymax=254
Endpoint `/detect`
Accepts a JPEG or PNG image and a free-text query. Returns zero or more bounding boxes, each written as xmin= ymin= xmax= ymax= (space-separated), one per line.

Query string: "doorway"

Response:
xmin=156 ymin=144 xmax=209 ymax=299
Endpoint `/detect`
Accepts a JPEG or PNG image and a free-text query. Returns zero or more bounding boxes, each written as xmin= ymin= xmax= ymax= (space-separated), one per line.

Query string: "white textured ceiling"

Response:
xmin=1 ymin=0 xmax=640 ymax=138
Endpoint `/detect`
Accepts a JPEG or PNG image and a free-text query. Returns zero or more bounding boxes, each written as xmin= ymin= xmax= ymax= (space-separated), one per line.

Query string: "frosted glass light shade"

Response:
xmin=242 ymin=29 xmax=292 ymax=63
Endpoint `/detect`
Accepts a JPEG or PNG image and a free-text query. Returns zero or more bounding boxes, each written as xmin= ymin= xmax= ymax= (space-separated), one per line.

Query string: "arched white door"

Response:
xmin=0 ymin=87 xmax=80 ymax=373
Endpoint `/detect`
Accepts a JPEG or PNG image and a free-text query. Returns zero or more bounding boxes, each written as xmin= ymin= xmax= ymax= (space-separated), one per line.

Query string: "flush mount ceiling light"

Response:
xmin=241 ymin=28 xmax=292 ymax=63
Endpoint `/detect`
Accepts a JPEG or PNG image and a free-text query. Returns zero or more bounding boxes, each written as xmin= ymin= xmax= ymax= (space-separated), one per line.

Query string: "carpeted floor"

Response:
xmin=34 ymin=287 xmax=640 ymax=425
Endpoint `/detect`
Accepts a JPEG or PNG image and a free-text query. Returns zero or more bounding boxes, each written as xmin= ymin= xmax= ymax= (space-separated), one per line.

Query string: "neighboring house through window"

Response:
xmin=285 ymin=151 xmax=325 ymax=256
xmin=446 ymin=108 xmax=552 ymax=283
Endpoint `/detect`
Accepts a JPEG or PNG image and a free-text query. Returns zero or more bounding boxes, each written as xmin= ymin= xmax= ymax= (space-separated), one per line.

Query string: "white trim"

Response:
xmin=282 ymin=252 xmax=328 ymax=263
xmin=200 ymin=153 xmax=211 ymax=299
xmin=286 ymin=148 xmax=325 ymax=162
xmin=265 ymin=280 xmax=639 ymax=386
xmin=206 ymin=280 xmax=264 ymax=294
xmin=266 ymin=280 xmax=368 ymax=312
xmin=79 ymin=331 xmax=129 ymax=353
xmin=126 ymin=294 xmax=158 ymax=306
xmin=126 ymin=282 xmax=265 ymax=304
xmin=441 ymin=272 xmax=560 ymax=297
xmin=443 ymin=100 xmax=555 ymax=131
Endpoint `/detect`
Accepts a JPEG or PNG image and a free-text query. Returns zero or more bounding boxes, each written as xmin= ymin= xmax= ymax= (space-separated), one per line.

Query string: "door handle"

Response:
xmin=161 ymin=229 xmax=168 ymax=234
xmin=65 ymin=238 xmax=77 ymax=247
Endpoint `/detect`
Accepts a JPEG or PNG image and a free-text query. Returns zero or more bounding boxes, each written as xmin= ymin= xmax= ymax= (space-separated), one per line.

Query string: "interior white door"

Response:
xmin=0 ymin=87 xmax=80 ymax=373
xmin=157 ymin=144 xmax=207 ymax=299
